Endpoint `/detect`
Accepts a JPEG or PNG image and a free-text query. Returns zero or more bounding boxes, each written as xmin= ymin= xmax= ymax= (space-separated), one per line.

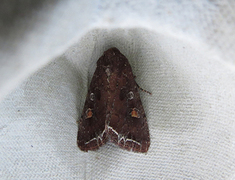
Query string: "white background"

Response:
xmin=0 ymin=1 xmax=235 ymax=179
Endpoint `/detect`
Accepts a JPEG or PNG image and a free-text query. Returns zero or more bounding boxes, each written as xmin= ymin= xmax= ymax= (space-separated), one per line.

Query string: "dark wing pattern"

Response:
xmin=77 ymin=47 xmax=150 ymax=152
xmin=77 ymin=57 xmax=108 ymax=151
xmin=103 ymin=48 xmax=150 ymax=152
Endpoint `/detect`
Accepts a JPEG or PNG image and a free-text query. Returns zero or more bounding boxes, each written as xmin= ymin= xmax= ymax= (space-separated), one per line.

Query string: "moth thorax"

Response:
xmin=105 ymin=68 xmax=111 ymax=77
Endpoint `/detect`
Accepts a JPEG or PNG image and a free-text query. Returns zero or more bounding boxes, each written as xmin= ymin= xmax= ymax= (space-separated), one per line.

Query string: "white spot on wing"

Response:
xmin=127 ymin=91 xmax=134 ymax=100
xmin=90 ymin=93 xmax=95 ymax=101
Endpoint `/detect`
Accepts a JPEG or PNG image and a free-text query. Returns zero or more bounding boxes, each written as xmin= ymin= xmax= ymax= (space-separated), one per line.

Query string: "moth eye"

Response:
xmin=130 ymin=108 xmax=140 ymax=118
xmin=127 ymin=91 xmax=134 ymax=100
xmin=90 ymin=93 xmax=95 ymax=101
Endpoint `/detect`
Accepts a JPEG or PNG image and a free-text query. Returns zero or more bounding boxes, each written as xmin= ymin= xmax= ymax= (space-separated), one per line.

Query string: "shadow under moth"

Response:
xmin=77 ymin=47 xmax=150 ymax=153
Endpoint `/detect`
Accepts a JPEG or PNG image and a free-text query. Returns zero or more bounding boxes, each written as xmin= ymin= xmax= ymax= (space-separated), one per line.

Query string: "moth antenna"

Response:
xmin=136 ymin=83 xmax=152 ymax=95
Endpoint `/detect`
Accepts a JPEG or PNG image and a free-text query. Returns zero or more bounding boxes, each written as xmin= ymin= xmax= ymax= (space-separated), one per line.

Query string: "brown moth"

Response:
xmin=77 ymin=47 xmax=150 ymax=152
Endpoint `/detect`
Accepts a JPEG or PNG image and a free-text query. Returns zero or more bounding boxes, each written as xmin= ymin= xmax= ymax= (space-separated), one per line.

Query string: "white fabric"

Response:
xmin=0 ymin=1 xmax=235 ymax=179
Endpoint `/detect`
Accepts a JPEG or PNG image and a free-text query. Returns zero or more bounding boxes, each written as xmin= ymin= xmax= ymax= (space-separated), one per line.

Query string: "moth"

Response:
xmin=77 ymin=47 xmax=150 ymax=152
